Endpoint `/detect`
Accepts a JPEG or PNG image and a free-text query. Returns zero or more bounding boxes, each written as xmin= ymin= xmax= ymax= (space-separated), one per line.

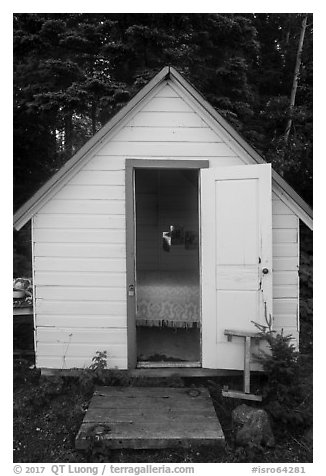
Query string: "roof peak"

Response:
xmin=14 ymin=66 xmax=312 ymax=230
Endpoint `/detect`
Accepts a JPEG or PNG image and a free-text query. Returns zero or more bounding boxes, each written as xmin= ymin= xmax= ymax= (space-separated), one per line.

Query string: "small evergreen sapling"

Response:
xmin=253 ymin=320 xmax=310 ymax=432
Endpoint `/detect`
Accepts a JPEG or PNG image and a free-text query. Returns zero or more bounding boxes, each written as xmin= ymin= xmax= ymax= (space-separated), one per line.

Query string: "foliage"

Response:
xmin=14 ymin=13 xmax=312 ymax=213
xmin=13 ymin=224 xmax=32 ymax=277
xmin=14 ymin=361 xmax=89 ymax=462
xmin=89 ymin=350 xmax=108 ymax=371
xmin=78 ymin=350 xmax=108 ymax=393
xmin=14 ymin=372 xmax=66 ymax=411
xmin=253 ymin=323 xmax=312 ymax=434
xmin=299 ymin=224 xmax=313 ymax=354
xmin=249 ymin=13 xmax=313 ymax=204
xmin=13 ymin=359 xmax=312 ymax=462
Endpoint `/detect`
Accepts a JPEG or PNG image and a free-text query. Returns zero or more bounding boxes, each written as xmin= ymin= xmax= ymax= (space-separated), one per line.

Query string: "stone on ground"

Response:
xmin=232 ymin=404 xmax=275 ymax=448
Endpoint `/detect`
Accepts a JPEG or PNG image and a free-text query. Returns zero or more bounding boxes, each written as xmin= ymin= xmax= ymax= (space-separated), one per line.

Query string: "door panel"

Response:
xmin=201 ymin=164 xmax=272 ymax=369
xmin=216 ymin=179 xmax=259 ymax=265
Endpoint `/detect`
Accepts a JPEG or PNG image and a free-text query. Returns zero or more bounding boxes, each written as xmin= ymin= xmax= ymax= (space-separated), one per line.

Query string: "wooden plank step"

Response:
xmin=84 ymin=409 xmax=218 ymax=423
xmin=94 ymin=387 xmax=205 ymax=396
xmin=88 ymin=396 xmax=212 ymax=410
xmin=75 ymin=386 xmax=225 ymax=450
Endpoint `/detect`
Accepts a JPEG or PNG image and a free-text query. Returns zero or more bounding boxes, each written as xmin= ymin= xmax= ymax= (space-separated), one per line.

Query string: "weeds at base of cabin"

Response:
xmin=14 ymin=347 xmax=312 ymax=463
xmin=78 ymin=350 xmax=108 ymax=393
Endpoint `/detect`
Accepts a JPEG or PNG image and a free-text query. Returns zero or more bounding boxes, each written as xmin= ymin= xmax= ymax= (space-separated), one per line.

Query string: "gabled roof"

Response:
xmin=14 ymin=66 xmax=313 ymax=230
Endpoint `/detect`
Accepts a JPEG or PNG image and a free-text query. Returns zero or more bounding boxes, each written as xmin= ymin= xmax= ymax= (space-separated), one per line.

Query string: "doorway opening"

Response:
xmin=135 ymin=168 xmax=201 ymax=366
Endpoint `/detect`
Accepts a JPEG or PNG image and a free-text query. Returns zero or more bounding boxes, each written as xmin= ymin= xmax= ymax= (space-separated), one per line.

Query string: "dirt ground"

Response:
xmin=13 ymin=359 xmax=312 ymax=464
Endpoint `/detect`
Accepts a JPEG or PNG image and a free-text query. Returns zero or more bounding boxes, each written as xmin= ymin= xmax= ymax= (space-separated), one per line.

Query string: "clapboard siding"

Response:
xmin=34 ymin=214 xmax=125 ymax=229
xmin=36 ymin=343 xmax=126 ymax=358
xmin=33 ymin=229 xmax=126 ymax=244
xmin=273 ymin=286 xmax=298 ymax=299
xmin=273 ymin=298 xmax=298 ymax=315
xmin=272 ymin=215 xmax=298 ymax=228
xmin=127 ymin=111 xmax=209 ymax=128
xmin=273 ymin=243 xmax=298 ymax=257
xmin=141 ymin=97 xmax=194 ymax=112
xmin=36 ymin=300 xmax=126 ymax=315
xmin=273 ymin=199 xmax=295 ymax=215
xmin=33 ymin=80 xmax=300 ymax=369
xmin=35 ymin=271 xmax=126 ymax=287
xmin=69 ymin=171 xmax=125 ymax=185
xmin=36 ymin=286 xmax=126 ymax=301
xmin=273 ymin=315 xmax=298 ymax=328
xmin=273 ymin=271 xmax=298 ymax=285
xmin=155 ymin=84 xmax=179 ymax=97
xmin=35 ymin=257 xmax=125 ymax=272
xmin=84 ymin=155 xmax=242 ymax=170
xmin=97 ymin=141 xmax=235 ymax=157
xmin=37 ymin=315 xmax=127 ymax=328
xmin=37 ymin=328 xmax=127 ymax=344
xmin=36 ymin=356 xmax=127 ymax=369
xmin=112 ymin=126 xmax=222 ymax=142
xmin=39 ymin=199 xmax=125 ymax=215
xmin=272 ymin=229 xmax=298 ymax=243
xmin=34 ymin=243 xmax=126 ymax=258
xmin=36 ymin=329 xmax=127 ymax=366
xmin=56 ymin=185 xmax=125 ymax=200
xmin=273 ymin=257 xmax=298 ymax=271
xmin=83 ymin=158 xmax=125 ymax=171
xmin=272 ymin=197 xmax=299 ymax=341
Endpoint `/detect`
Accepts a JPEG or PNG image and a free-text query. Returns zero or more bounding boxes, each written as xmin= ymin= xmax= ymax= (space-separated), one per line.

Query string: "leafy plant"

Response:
xmin=78 ymin=351 xmax=108 ymax=393
xmin=88 ymin=351 xmax=108 ymax=372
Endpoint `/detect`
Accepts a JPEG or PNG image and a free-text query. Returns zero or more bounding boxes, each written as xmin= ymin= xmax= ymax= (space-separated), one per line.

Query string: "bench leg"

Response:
xmin=243 ymin=336 xmax=251 ymax=394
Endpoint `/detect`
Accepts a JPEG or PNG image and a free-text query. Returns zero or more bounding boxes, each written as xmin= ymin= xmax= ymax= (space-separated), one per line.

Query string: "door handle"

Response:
xmin=262 ymin=268 xmax=269 ymax=275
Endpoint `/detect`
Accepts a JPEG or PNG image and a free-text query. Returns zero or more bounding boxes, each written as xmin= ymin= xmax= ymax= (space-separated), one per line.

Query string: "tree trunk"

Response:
xmin=64 ymin=113 xmax=73 ymax=159
xmin=91 ymin=101 xmax=97 ymax=136
xmin=284 ymin=14 xmax=308 ymax=143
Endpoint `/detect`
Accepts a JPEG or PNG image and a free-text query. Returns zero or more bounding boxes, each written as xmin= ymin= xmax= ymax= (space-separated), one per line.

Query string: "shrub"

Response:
xmin=254 ymin=322 xmax=312 ymax=434
xmin=78 ymin=351 xmax=108 ymax=393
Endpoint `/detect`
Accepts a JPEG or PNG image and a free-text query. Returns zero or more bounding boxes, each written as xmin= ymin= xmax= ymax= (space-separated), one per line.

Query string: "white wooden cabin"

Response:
xmin=14 ymin=66 xmax=313 ymax=375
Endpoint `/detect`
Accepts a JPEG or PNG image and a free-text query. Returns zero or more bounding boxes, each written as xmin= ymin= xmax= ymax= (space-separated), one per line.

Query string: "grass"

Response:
xmin=13 ymin=359 xmax=313 ymax=463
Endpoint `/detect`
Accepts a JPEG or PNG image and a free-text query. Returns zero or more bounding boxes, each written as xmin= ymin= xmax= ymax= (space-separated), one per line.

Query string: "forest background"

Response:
xmin=13 ymin=13 xmax=313 ymax=275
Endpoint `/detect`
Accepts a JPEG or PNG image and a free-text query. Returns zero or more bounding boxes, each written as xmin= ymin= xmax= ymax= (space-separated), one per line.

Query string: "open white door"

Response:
xmin=201 ymin=164 xmax=272 ymax=370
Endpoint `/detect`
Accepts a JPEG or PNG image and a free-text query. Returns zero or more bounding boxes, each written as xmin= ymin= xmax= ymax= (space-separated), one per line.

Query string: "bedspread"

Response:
xmin=136 ymin=271 xmax=200 ymax=328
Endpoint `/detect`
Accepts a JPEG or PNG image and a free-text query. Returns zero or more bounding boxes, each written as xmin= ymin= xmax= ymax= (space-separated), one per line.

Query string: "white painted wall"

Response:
xmin=272 ymin=193 xmax=299 ymax=344
xmin=32 ymin=81 xmax=299 ymax=369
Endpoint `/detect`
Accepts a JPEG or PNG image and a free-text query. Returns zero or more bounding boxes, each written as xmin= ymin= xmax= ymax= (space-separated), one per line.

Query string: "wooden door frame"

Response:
xmin=125 ymin=158 xmax=209 ymax=369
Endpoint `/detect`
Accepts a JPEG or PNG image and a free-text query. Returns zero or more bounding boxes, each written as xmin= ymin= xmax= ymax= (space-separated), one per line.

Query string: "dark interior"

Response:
xmin=135 ymin=168 xmax=201 ymax=364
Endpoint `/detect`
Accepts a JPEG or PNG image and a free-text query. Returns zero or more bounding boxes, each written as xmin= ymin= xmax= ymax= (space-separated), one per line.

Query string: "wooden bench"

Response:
xmin=222 ymin=329 xmax=263 ymax=401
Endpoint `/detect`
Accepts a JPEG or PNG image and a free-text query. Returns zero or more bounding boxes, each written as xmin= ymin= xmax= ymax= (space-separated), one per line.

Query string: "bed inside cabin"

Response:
xmin=135 ymin=168 xmax=201 ymax=365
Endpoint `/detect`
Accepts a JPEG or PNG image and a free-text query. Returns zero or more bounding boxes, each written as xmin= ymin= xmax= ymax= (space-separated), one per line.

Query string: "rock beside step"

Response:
xmin=232 ymin=404 xmax=275 ymax=448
